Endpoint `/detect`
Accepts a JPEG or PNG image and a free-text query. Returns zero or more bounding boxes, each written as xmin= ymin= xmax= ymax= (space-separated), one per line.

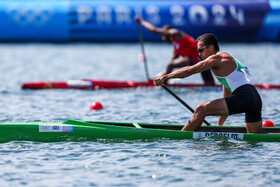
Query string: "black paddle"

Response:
xmin=161 ymin=84 xmax=211 ymax=126
xmin=137 ymin=23 xmax=150 ymax=80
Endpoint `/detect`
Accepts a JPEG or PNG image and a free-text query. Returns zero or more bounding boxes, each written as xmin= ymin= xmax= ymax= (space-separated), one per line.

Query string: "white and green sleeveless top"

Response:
xmin=215 ymin=58 xmax=253 ymax=93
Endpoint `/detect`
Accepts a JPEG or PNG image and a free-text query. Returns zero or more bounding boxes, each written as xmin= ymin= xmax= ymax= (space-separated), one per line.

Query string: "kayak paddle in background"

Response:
xmin=137 ymin=23 xmax=151 ymax=81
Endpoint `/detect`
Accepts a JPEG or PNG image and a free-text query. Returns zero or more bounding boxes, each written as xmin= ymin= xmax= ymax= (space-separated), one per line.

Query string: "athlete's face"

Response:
xmin=197 ymin=41 xmax=210 ymax=60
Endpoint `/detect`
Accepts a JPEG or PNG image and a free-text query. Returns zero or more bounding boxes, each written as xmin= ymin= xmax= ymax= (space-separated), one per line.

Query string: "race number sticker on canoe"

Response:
xmin=193 ymin=132 xmax=244 ymax=140
xmin=39 ymin=125 xmax=74 ymax=132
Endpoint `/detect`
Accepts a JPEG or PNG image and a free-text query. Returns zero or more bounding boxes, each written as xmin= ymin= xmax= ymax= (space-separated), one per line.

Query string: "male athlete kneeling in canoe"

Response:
xmin=154 ymin=33 xmax=262 ymax=133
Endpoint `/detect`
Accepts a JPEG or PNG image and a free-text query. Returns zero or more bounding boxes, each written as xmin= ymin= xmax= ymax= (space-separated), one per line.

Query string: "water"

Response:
xmin=1 ymin=42 xmax=280 ymax=186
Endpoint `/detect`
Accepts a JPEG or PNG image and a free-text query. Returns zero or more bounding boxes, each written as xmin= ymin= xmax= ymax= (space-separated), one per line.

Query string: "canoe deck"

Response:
xmin=88 ymin=121 xmax=280 ymax=134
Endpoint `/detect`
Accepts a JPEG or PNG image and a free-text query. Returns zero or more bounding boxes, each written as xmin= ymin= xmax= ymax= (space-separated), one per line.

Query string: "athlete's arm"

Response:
xmin=171 ymin=56 xmax=191 ymax=66
xmin=217 ymin=86 xmax=232 ymax=126
xmin=135 ymin=17 xmax=177 ymax=37
xmin=154 ymin=54 xmax=220 ymax=85
xmin=170 ymin=52 xmax=179 ymax=62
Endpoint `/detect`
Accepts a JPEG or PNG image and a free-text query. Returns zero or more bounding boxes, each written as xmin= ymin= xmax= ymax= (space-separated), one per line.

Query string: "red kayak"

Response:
xmin=21 ymin=79 xmax=280 ymax=90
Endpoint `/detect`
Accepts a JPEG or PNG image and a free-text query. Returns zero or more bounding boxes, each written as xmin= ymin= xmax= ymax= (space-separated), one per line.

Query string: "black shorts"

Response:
xmin=225 ymin=84 xmax=262 ymax=123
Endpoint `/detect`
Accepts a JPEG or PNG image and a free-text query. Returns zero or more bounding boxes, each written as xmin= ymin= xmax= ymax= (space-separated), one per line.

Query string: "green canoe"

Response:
xmin=0 ymin=120 xmax=279 ymax=143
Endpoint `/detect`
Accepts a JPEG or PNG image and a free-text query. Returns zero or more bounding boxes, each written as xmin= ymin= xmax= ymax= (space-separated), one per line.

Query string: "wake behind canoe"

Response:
xmin=0 ymin=120 xmax=280 ymax=143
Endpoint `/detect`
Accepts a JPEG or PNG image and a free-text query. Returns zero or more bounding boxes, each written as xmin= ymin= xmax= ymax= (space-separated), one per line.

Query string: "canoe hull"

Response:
xmin=21 ymin=79 xmax=280 ymax=90
xmin=1 ymin=120 xmax=280 ymax=143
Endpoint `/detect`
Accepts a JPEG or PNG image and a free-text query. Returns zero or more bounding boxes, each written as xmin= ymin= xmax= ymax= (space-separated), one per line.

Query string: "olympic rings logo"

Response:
xmin=6 ymin=4 xmax=53 ymax=25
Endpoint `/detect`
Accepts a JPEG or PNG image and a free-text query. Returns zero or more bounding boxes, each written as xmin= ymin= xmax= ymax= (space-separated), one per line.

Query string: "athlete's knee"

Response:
xmin=246 ymin=121 xmax=262 ymax=133
xmin=194 ymin=104 xmax=207 ymax=118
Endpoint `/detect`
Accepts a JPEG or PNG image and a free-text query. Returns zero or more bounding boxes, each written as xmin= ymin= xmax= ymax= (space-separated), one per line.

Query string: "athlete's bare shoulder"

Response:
xmin=210 ymin=52 xmax=236 ymax=76
xmin=216 ymin=52 xmax=235 ymax=62
xmin=217 ymin=51 xmax=231 ymax=57
xmin=206 ymin=53 xmax=223 ymax=63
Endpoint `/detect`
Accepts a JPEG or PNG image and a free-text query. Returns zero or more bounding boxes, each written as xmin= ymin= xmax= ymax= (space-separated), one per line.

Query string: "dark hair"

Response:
xmin=196 ymin=33 xmax=219 ymax=52
xmin=161 ymin=24 xmax=173 ymax=43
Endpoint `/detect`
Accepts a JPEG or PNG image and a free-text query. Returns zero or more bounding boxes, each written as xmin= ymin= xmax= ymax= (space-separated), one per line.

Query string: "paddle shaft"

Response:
xmin=161 ymin=85 xmax=211 ymax=126
xmin=137 ymin=23 xmax=150 ymax=80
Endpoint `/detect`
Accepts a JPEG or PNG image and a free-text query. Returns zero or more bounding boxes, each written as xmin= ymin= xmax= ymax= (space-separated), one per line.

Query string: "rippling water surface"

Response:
xmin=0 ymin=43 xmax=280 ymax=186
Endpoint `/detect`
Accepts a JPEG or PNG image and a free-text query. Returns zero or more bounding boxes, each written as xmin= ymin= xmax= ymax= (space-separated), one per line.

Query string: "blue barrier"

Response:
xmin=0 ymin=0 xmax=279 ymax=42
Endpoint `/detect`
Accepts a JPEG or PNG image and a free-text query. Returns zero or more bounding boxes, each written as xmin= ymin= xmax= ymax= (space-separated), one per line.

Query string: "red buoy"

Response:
xmin=262 ymin=120 xmax=275 ymax=127
xmin=90 ymin=101 xmax=103 ymax=110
